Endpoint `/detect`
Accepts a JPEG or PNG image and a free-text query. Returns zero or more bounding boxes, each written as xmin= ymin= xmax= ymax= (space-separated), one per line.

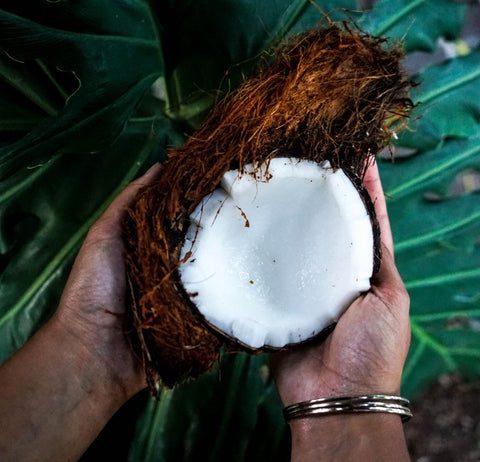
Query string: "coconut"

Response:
xmin=124 ymin=23 xmax=412 ymax=391
xmin=179 ymin=157 xmax=377 ymax=350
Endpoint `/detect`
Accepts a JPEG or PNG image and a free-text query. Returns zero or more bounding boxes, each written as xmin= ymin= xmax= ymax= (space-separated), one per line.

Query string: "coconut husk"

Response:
xmin=123 ymin=23 xmax=413 ymax=392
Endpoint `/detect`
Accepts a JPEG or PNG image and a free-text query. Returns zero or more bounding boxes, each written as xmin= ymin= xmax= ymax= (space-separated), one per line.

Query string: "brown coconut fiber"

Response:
xmin=123 ymin=23 xmax=413 ymax=392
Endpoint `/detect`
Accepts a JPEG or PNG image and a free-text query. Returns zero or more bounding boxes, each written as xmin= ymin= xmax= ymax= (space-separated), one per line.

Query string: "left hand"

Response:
xmin=53 ymin=163 xmax=162 ymax=401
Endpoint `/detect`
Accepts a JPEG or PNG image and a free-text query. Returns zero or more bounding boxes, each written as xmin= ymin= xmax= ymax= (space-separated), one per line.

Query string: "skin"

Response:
xmin=0 ymin=160 xmax=411 ymax=461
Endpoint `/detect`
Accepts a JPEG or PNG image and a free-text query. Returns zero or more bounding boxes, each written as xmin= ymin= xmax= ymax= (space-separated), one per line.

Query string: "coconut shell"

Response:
xmin=123 ymin=23 xmax=413 ymax=391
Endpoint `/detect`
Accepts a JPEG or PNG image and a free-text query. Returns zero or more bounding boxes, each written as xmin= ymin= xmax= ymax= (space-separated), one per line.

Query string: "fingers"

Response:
xmin=363 ymin=159 xmax=394 ymax=256
xmin=364 ymin=161 xmax=408 ymax=308
xmin=88 ymin=163 xmax=162 ymax=240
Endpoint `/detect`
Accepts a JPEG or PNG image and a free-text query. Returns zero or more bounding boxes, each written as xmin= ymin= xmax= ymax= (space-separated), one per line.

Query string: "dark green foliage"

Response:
xmin=1 ymin=0 xmax=478 ymax=459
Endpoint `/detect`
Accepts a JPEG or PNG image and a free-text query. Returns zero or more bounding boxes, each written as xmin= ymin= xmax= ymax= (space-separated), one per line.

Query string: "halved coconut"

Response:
xmin=179 ymin=158 xmax=374 ymax=350
xmin=124 ymin=24 xmax=412 ymax=390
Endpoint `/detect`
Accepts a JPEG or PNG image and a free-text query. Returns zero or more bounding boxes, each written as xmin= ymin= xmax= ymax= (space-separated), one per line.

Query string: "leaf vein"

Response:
xmin=405 ymin=268 xmax=480 ymax=290
xmin=411 ymin=320 xmax=456 ymax=370
xmin=373 ymin=0 xmax=426 ymax=37
xmin=386 ymin=144 xmax=480 ymax=197
xmin=412 ymin=309 xmax=480 ymax=322
xmin=395 ymin=210 xmax=480 ymax=252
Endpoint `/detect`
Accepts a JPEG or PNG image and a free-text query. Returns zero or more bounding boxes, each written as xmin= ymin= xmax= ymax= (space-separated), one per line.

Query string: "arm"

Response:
xmin=0 ymin=318 xmax=125 ymax=462
xmin=0 ymin=164 xmax=161 ymax=462
xmin=273 ymin=161 xmax=411 ymax=462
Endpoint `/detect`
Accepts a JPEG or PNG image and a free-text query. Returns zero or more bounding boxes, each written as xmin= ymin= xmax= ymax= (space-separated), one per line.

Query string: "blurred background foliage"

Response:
xmin=0 ymin=1 xmax=479 ymax=460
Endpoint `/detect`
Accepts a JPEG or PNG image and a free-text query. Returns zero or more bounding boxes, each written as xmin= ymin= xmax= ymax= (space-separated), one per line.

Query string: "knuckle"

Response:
xmin=379 ymin=283 xmax=409 ymax=309
xmin=391 ymin=285 xmax=410 ymax=312
xmin=396 ymin=283 xmax=410 ymax=305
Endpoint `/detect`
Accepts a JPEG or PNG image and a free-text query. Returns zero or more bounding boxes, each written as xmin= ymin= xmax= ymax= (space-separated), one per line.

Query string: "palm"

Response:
xmin=57 ymin=234 xmax=144 ymax=390
xmin=324 ymin=286 xmax=410 ymax=394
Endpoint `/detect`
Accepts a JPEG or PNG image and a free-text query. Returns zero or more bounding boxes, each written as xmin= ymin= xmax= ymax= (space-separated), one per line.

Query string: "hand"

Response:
xmin=53 ymin=163 xmax=162 ymax=401
xmin=272 ymin=161 xmax=411 ymax=405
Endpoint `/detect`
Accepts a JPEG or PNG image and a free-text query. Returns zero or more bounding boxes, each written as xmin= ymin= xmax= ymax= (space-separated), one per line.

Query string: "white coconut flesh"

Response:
xmin=179 ymin=158 xmax=374 ymax=349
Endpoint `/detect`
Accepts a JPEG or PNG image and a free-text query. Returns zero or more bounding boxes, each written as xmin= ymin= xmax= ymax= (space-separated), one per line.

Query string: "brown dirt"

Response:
xmin=406 ymin=375 xmax=480 ymax=461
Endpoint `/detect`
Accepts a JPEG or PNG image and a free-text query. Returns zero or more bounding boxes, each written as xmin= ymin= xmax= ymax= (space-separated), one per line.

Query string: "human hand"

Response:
xmin=52 ymin=163 xmax=162 ymax=402
xmin=272 ymin=161 xmax=411 ymax=406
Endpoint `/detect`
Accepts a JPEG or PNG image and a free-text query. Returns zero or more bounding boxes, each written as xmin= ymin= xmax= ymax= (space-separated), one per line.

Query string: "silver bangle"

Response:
xmin=284 ymin=394 xmax=412 ymax=423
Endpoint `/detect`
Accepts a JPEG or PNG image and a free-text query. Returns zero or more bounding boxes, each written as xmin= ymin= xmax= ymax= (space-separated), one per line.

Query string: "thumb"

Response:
xmin=86 ymin=163 xmax=162 ymax=241
xmin=372 ymin=245 xmax=401 ymax=287
xmin=371 ymin=244 xmax=410 ymax=314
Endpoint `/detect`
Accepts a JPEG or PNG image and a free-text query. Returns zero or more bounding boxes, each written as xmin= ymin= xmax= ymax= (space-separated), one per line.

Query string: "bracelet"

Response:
xmin=284 ymin=394 xmax=412 ymax=423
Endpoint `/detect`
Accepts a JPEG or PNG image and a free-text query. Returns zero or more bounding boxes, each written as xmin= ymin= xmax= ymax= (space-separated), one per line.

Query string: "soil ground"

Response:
xmin=406 ymin=375 xmax=480 ymax=462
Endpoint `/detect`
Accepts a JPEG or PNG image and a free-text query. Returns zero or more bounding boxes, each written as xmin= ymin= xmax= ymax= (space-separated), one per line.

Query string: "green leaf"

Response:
xmin=359 ymin=0 xmax=465 ymax=52
xmin=379 ymin=136 xmax=480 ymax=397
xmin=2 ymin=0 xmax=480 ymax=459
xmin=0 ymin=1 xmax=170 ymax=361
xmin=0 ymin=54 xmax=60 ymax=118
xmin=0 ymin=117 xmax=175 ymax=362
xmin=0 ymin=1 xmax=163 ymax=178
xmin=383 ymin=135 xmax=480 ymax=199
xmin=397 ymin=47 xmax=480 ymax=151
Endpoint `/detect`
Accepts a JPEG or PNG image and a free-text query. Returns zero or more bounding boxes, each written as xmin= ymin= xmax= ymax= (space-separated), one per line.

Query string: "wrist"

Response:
xmin=272 ymin=346 xmax=402 ymax=408
xmin=0 ymin=314 xmax=131 ymax=461
xmin=278 ymin=377 xmax=401 ymax=408
xmin=290 ymin=413 xmax=407 ymax=461
xmin=47 ymin=315 xmax=132 ymax=409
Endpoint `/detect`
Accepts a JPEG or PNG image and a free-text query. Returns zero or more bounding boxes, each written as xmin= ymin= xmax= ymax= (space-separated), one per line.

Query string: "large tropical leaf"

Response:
xmin=359 ymin=0 xmax=465 ymax=52
xmin=1 ymin=0 xmax=479 ymax=460
xmin=380 ymin=134 xmax=480 ymax=396
xmin=397 ymin=47 xmax=480 ymax=151
xmin=0 ymin=0 xmax=168 ymax=357
xmin=128 ymin=354 xmax=287 ymax=462
xmin=0 ymin=1 xmax=163 ymax=178
xmin=0 ymin=116 xmax=181 ymax=362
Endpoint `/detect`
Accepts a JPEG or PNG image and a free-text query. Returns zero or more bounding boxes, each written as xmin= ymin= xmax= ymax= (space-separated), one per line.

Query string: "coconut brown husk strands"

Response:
xmin=124 ymin=23 xmax=413 ymax=392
